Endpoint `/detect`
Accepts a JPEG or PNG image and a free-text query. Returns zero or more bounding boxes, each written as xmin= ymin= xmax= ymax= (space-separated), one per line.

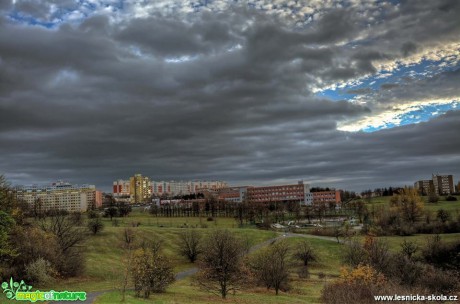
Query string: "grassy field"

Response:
xmin=42 ymin=213 xmax=278 ymax=292
xmin=34 ymin=210 xmax=346 ymax=303
xmin=367 ymin=195 xmax=460 ymax=215
xmin=92 ymin=235 xmax=343 ymax=304
xmin=36 ymin=204 xmax=459 ymax=303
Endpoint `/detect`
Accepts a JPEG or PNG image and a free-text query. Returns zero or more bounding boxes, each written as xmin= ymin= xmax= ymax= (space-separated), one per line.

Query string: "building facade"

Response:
xmin=414 ymin=180 xmax=434 ymax=195
xmin=312 ymin=190 xmax=341 ymax=205
xmin=432 ymin=174 xmax=454 ymax=195
xmin=219 ymin=181 xmax=336 ymax=206
xmin=151 ymin=180 xmax=228 ymax=196
xmin=15 ymin=181 xmax=99 ymax=212
xmin=130 ymin=174 xmax=152 ymax=204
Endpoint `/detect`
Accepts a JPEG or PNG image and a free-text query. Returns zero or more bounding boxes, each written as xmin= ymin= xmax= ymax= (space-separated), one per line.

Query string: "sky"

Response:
xmin=0 ymin=0 xmax=459 ymax=192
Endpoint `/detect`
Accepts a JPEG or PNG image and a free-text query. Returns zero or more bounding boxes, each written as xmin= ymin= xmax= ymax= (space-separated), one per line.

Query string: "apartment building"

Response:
xmin=130 ymin=174 xmax=152 ymax=204
xmin=432 ymin=174 xmax=454 ymax=195
xmin=312 ymin=190 xmax=341 ymax=205
xmin=414 ymin=180 xmax=434 ymax=195
xmin=113 ymin=179 xmax=130 ymax=200
xmin=15 ymin=181 xmax=101 ymax=212
xmin=151 ymin=180 xmax=228 ymax=196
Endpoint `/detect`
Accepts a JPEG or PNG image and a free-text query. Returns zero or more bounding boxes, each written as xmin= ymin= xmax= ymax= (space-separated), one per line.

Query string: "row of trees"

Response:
xmin=149 ymin=199 xmax=345 ymax=226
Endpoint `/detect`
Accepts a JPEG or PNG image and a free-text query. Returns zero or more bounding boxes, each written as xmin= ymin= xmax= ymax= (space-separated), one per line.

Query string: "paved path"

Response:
xmin=54 ymin=232 xmax=342 ymax=303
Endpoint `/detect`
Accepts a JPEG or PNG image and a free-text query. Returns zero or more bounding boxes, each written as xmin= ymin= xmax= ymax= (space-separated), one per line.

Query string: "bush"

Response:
xmin=322 ymin=282 xmax=374 ymax=304
xmin=342 ymin=239 xmax=367 ymax=267
xmin=25 ymin=258 xmax=55 ymax=285
xmin=131 ymin=248 xmax=175 ymax=298
xmin=386 ymin=254 xmax=423 ymax=286
xmin=422 ymin=236 xmax=460 ymax=270
xmin=418 ymin=265 xmax=458 ymax=293
xmin=88 ymin=217 xmax=104 ymax=235
xmin=70 ymin=212 xmax=83 ymax=226
xmin=445 ymin=196 xmax=457 ymax=201
xmin=8 ymin=227 xmax=60 ymax=278
xmin=57 ymin=248 xmax=85 ymax=277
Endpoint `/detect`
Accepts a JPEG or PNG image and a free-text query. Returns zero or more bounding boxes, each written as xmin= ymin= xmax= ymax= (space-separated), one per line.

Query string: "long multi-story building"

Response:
xmin=151 ymin=180 xmax=228 ymax=196
xmin=246 ymin=182 xmax=311 ymax=205
xmin=432 ymin=174 xmax=454 ymax=195
xmin=15 ymin=181 xmax=101 ymax=212
xmin=217 ymin=181 xmax=340 ymax=206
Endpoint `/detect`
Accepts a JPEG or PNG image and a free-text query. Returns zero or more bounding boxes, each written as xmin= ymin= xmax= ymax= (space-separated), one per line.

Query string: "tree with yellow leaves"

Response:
xmin=390 ymin=187 xmax=424 ymax=224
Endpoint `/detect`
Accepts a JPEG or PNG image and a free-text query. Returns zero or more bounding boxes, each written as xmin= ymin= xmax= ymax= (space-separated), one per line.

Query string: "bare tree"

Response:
xmin=177 ymin=230 xmax=202 ymax=263
xmin=293 ymin=240 xmax=317 ymax=267
xmin=39 ymin=210 xmax=86 ymax=254
xmin=122 ymin=228 xmax=136 ymax=249
xmin=196 ymin=229 xmax=247 ymax=299
xmin=39 ymin=210 xmax=87 ymax=277
xmin=120 ymin=228 xmax=136 ymax=301
xmin=250 ymin=240 xmax=290 ymax=295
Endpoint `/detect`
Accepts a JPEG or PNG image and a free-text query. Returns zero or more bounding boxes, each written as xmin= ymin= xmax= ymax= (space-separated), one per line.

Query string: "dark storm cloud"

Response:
xmin=0 ymin=1 xmax=460 ymax=191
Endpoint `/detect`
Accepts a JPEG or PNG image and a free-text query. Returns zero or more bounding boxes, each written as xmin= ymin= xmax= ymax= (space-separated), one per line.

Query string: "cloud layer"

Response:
xmin=0 ymin=0 xmax=459 ymax=191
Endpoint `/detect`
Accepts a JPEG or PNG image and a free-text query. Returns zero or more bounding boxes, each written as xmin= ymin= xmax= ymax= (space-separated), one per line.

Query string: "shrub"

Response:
xmin=445 ymin=196 xmax=457 ymax=201
xmin=9 ymin=227 xmax=60 ymax=277
xmin=436 ymin=209 xmax=450 ymax=223
xmin=70 ymin=212 xmax=83 ymax=226
xmin=57 ymin=247 xmax=85 ymax=277
xmin=386 ymin=254 xmax=423 ymax=286
xmin=131 ymin=248 xmax=175 ymax=298
xmin=25 ymin=258 xmax=55 ymax=285
xmin=342 ymin=239 xmax=366 ymax=267
xmin=322 ymin=281 xmax=374 ymax=304
xmin=88 ymin=217 xmax=104 ymax=235
xmin=418 ymin=265 xmax=458 ymax=293
xmin=422 ymin=236 xmax=460 ymax=270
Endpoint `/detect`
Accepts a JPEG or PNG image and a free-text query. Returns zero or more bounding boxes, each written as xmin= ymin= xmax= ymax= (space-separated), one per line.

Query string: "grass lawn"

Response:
xmin=35 ymin=210 xmax=345 ymax=303
xmin=34 ymin=207 xmax=460 ymax=303
xmin=367 ymin=196 xmax=460 ymax=215
xmin=93 ymin=235 xmax=344 ymax=304
xmin=94 ymin=276 xmax=327 ymax=304
xmin=38 ymin=211 xmax=283 ymax=292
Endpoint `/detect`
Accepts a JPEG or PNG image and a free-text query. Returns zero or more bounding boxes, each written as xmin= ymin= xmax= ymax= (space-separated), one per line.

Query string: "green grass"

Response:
xmin=34 ymin=210 xmax=346 ymax=303
xmin=375 ymin=233 xmax=460 ymax=252
xmin=367 ymin=196 xmax=460 ymax=215
xmin=36 ymin=207 xmax=460 ymax=303
xmin=40 ymin=212 xmax=278 ymax=292
xmin=94 ymin=277 xmax=327 ymax=304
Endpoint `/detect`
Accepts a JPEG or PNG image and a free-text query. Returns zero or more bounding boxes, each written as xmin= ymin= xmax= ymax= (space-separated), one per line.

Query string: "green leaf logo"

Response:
xmin=2 ymin=278 xmax=33 ymax=301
